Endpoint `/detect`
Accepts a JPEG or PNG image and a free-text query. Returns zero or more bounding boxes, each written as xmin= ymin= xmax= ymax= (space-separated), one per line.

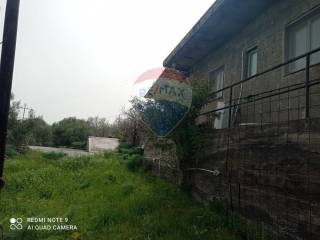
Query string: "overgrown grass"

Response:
xmin=41 ymin=151 xmax=66 ymax=160
xmin=0 ymin=150 xmax=242 ymax=240
xmin=4 ymin=145 xmax=18 ymax=159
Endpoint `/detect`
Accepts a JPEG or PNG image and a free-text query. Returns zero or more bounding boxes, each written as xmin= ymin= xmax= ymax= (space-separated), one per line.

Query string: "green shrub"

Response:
xmin=39 ymin=189 xmax=53 ymax=199
xmin=5 ymin=144 xmax=18 ymax=159
xmin=42 ymin=151 xmax=66 ymax=160
xmin=126 ymin=154 xmax=143 ymax=171
xmin=90 ymin=208 xmax=123 ymax=231
xmin=57 ymin=156 xmax=90 ymax=171
xmin=118 ymin=142 xmax=132 ymax=150
xmin=4 ymin=229 xmax=40 ymax=240
xmin=131 ymin=147 xmax=144 ymax=155
xmin=104 ymin=171 xmax=118 ymax=184
xmin=117 ymin=144 xmax=148 ymax=172
xmin=1 ymin=151 xmax=244 ymax=240
xmin=121 ymin=182 xmax=135 ymax=195
xmin=118 ymin=147 xmax=132 ymax=155
xmin=103 ymin=151 xmax=116 ymax=159
xmin=118 ymin=145 xmax=143 ymax=160
xmin=118 ymin=144 xmax=142 ymax=156
xmin=78 ymin=180 xmax=90 ymax=190
xmin=141 ymin=159 xmax=153 ymax=172
xmin=71 ymin=141 xmax=86 ymax=150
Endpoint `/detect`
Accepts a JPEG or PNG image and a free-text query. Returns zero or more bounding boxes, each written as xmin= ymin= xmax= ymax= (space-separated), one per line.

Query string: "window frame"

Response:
xmin=285 ymin=8 xmax=320 ymax=74
xmin=208 ymin=66 xmax=225 ymax=100
xmin=245 ymin=46 xmax=258 ymax=79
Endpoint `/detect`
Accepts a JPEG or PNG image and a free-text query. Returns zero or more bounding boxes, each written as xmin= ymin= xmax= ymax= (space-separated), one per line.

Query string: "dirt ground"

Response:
xmin=29 ymin=146 xmax=91 ymax=156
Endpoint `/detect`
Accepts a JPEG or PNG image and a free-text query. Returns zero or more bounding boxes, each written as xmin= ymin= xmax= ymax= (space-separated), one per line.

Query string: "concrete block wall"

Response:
xmin=193 ymin=0 xmax=320 ymax=127
xmin=87 ymin=137 xmax=119 ymax=153
xmin=144 ymin=119 xmax=320 ymax=239
xmin=144 ymin=138 xmax=182 ymax=185
xmin=143 ymin=1 xmax=320 ymax=239
xmin=186 ymin=119 xmax=320 ymax=239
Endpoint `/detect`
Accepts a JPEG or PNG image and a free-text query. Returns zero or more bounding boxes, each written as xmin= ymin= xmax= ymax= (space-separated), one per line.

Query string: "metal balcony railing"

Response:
xmin=200 ymin=47 xmax=320 ymax=128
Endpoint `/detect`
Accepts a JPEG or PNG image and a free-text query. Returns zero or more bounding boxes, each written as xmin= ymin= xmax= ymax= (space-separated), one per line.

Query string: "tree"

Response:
xmin=52 ymin=117 xmax=90 ymax=150
xmin=87 ymin=117 xmax=111 ymax=137
xmin=22 ymin=117 xmax=52 ymax=146
xmin=6 ymin=98 xmax=24 ymax=149
xmin=7 ymin=96 xmax=53 ymax=150
xmin=113 ymin=99 xmax=146 ymax=147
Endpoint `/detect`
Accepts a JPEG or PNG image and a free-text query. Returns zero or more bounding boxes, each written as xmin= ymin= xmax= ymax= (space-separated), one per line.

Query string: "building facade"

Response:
xmin=145 ymin=0 xmax=320 ymax=239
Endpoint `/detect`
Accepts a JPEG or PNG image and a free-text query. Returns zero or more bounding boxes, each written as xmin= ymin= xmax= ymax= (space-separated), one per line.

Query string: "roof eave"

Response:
xmin=163 ymin=0 xmax=276 ymax=72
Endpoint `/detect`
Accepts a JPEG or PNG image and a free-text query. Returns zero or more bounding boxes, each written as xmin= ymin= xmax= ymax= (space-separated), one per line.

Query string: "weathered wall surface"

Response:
xmin=187 ymin=2 xmax=320 ymax=235
xmin=87 ymin=137 xmax=119 ymax=153
xmin=187 ymin=119 xmax=320 ymax=240
xmin=144 ymin=119 xmax=320 ymax=239
xmin=192 ymin=0 xmax=320 ymax=127
xmin=144 ymin=1 xmax=320 ymax=239
xmin=144 ymin=138 xmax=182 ymax=185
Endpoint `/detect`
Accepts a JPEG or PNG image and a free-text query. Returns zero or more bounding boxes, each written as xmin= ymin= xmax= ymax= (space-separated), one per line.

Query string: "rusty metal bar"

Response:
xmin=183 ymin=168 xmax=220 ymax=175
xmin=211 ymin=47 xmax=320 ymax=96
xmin=201 ymin=78 xmax=320 ymax=116
xmin=305 ymin=53 xmax=310 ymax=119
xmin=228 ymin=87 xmax=233 ymax=128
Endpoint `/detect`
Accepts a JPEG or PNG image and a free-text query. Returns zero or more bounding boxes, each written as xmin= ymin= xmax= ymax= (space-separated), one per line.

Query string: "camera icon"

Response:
xmin=9 ymin=218 xmax=23 ymax=230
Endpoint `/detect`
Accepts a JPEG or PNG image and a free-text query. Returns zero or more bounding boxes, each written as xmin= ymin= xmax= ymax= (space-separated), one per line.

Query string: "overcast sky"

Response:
xmin=11 ymin=0 xmax=214 ymax=124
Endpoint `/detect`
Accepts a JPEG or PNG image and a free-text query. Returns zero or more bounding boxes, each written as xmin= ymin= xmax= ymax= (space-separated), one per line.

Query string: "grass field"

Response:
xmin=0 ymin=150 xmax=242 ymax=240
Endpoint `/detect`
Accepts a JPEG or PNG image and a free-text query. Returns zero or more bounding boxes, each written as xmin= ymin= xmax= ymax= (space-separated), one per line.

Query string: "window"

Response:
xmin=209 ymin=67 xmax=224 ymax=99
xmin=287 ymin=10 xmax=320 ymax=73
xmin=246 ymin=47 xmax=258 ymax=78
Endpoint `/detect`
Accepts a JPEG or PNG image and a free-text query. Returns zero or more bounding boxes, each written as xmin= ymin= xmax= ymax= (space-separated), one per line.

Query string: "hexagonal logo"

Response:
xmin=134 ymin=68 xmax=192 ymax=137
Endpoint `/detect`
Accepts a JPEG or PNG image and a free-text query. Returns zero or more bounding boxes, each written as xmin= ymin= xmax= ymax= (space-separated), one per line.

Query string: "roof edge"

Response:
xmin=163 ymin=0 xmax=226 ymax=69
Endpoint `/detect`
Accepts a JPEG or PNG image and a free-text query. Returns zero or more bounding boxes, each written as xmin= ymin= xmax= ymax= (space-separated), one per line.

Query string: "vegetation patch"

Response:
xmin=0 ymin=151 xmax=242 ymax=240
xmin=41 ymin=151 xmax=66 ymax=160
xmin=4 ymin=144 xmax=18 ymax=159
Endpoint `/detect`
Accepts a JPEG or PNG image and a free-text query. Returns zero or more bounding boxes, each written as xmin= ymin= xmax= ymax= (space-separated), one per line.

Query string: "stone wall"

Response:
xmin=144 ymin=119 xmax=320 ymax=239
xmin=186 ymin=2 xmax=320 ymax=236
xmin=144 ymin=138 xmax=182 ymax=185
xmin=186 ymin=118 xmax=320 ymax=239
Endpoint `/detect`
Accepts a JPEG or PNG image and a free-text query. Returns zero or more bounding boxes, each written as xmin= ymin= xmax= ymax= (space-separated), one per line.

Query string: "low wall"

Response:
xmin=144 ymin=118 xmax=320 ymax=240
xmin=144 ymin=138 xmax=182 ymax=185
xmin=87 ymin=137 xmax=119 ymax=153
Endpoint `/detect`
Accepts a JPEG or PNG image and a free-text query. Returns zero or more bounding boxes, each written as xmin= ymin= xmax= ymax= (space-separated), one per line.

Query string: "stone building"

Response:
xmin=144 ymin=0 xmax=320 ymax=239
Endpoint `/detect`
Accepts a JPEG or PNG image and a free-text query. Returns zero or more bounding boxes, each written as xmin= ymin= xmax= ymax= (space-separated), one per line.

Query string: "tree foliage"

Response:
xmin=6 ymin=96 xmax=141 ymax=152
xmin=52 ymin=117 xmax=90 ymax=150
xmin=113 ymin=99 xmax=146 ymax=147
xmin=87 ymin=116 xmax=112 ymax=137
xmin=7 ymin=97 xmax=52 ymax=152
